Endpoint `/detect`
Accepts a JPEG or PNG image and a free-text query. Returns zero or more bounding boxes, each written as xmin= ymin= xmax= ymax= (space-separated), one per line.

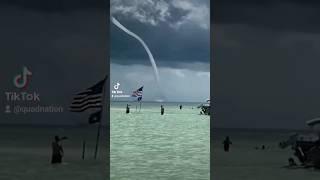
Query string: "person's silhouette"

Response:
xmin=51 ymin=136 xmax=67 ymax=164
xmin=223 ymin=136 xmax=232 ymax=152
xmin=161 ymin=105 xmax=164 ymax=115
xmin=126 ymin=104 xmax=130 ymax=114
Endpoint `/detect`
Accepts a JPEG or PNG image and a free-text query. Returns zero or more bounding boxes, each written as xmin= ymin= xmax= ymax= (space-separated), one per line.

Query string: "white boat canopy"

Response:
xmin=306 ymin=118 xmax=320 ymax=127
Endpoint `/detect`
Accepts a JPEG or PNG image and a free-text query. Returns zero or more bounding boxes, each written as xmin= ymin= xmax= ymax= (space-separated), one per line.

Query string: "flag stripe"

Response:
xmin=70 ymin=100 xmax=102 ymax=108
xmin=73 ymin=93 xmax=93 ymax=99
xmin=72 ymin=94 xmax=103 ymax=103
xmin=75 ymin=89 xmax=92 ymax=95
xmin=69 ymin=104 xmax=102 ymax=112
xmin=70 ymin=107 xmax=101 ymax=112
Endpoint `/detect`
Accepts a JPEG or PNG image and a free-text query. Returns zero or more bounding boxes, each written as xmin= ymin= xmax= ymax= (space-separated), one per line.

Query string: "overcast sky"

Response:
xmin=3 ymin=0 xmax=314 ymax=129
xmin=0 ymin=0 xmax=209 ymax=125
xmin=110 ymin=0 xmax=210 ymax=102
xmin=0 ymin=0 xmax=107 ymax=125
xmin=213 ymin=0 xmax=320 ymax=129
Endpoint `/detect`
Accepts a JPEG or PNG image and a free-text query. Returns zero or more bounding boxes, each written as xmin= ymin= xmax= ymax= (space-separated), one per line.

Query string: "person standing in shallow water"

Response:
xmin=179 ymin=105 xmax=182 ymax=110
xmin=223 ymin=136 xmax=232 ymax=152
xmin=161 ymin=105 xmax=164 ymax=115
xmin=126 ymin=104 xmax=130 ymax=114
xmin=51 ymin=136 xmax=65 ymax=164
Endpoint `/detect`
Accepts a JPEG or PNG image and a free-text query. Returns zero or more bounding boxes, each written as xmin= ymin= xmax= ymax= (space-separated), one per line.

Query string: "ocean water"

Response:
xmin=212 ymin=128 xmax=320 ymax=180
xmin=0 ymin=126 xmax=108 ymax=180
xmin=110 ymin=101 xmax=210 ymax=180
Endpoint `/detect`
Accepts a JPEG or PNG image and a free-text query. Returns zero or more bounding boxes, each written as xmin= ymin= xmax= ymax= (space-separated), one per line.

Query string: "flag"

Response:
xmin=88 ymin=110 xmax=102 ymax=124
xmin=132 ymin=86 xmax=143 ymax=101
xmin=69 ymin=78 xmax=106 ymax=112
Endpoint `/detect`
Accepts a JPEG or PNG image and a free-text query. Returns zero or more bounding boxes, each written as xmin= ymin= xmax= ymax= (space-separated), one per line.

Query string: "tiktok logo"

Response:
xmin=114 ymin=82 xmax=120 ymax=90
xmin=111 ymin=81 xmax=127 ymax=98
xmin=13 ymin=66 xmax=32 ymax=89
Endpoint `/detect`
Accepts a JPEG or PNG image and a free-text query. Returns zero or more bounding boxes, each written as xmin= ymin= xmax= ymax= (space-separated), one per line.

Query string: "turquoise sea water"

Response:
xmin=111 ymin=101 xmax=210 ymax=180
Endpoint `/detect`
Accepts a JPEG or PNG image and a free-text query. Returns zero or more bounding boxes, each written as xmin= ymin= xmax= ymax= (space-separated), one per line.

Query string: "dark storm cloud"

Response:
xmin=111 ymin=19 xmax=209 ymax=69
xmin=213 ymin=0 xmax=320 ymax=129
xmin=110 ymin=0 xmax=210 ymax=102
xmin=1 ymin=0 xmax=105 ymax=12
xmin=214 ymin=0 xmax=320 ymax=33
xmin=110 ymin=0 xmax=210 ymax=70
xmin=1 ymin=2 xmax=107 ymax=125
xmin=111 ymin=0 xmax=209 ymax=27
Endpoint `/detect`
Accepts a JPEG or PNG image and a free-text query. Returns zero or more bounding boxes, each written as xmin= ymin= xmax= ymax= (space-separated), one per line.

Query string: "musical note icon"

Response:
xmin=114 ymin=82 xmax=120 ymax=90
xmin=13 ymin=66 xmax=32 ymax=89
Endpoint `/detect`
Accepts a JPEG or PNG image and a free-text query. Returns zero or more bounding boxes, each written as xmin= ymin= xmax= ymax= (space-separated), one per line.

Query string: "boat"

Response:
xmin=279 ymin=118 xmax=320 ymax=168
xmin=197 ymin=99 xmax=210 ymax=115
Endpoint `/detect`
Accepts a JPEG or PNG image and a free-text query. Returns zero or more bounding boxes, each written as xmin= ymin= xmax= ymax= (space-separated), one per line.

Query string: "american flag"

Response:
xmin=132 ymin=86 xmax=143 ymax=101
xmin=69 ymin=78 xmax=106 ymax=113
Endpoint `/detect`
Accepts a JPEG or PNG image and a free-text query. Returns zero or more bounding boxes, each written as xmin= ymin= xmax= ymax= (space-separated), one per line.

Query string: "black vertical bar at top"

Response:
xmin=105 ymin=0 xmax=110 ymax=179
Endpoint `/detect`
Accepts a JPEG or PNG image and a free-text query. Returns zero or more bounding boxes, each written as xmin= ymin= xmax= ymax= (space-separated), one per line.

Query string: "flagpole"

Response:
xmin=94 ymin=119 xmax=102 ymax=159
xmin=94 ymin=77 xmax=107 ymax=159
xmin=82 ymin=115 xmax=91 ymax=160
xmin=139 ymin=101 xmax=141 ymax=112
xmin=82 ymin=140 xmax=86 ymax=160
